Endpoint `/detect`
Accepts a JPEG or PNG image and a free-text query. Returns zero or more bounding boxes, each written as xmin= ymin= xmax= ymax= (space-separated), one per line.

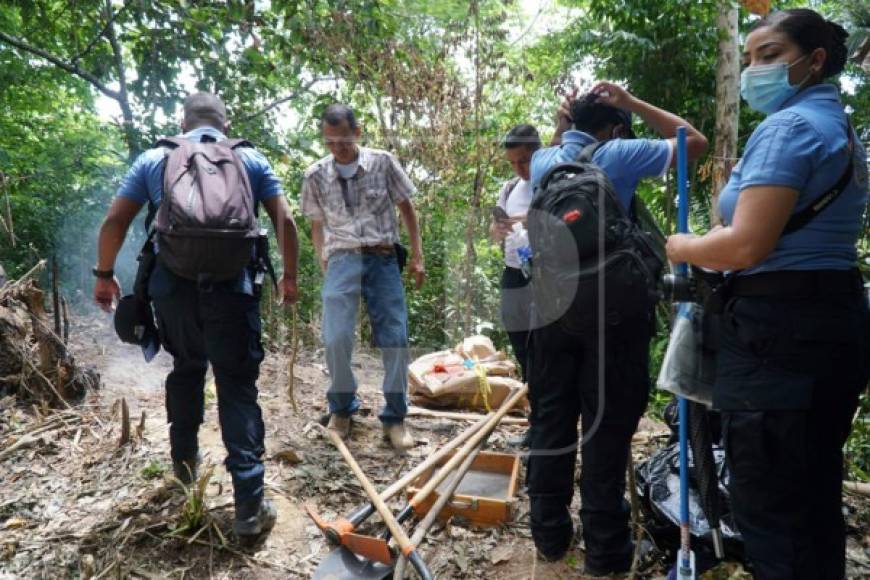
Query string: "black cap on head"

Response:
xmin=503 ymin=124 xmax=542 ymax=151
xmin=114 ymin=295 xmax=160 ymax=362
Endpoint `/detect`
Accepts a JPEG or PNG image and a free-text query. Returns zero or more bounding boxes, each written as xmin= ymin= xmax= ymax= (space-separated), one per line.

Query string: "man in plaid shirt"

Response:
xmin=301 ymin=104 xmax=424 ymax=452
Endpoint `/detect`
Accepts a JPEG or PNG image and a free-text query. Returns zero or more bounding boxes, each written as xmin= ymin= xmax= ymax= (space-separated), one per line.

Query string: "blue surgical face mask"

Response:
xmin=740 ymin=55 xmax=810 ymax=115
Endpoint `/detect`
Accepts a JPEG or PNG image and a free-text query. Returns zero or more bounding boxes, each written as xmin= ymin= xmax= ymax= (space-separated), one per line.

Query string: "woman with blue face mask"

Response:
xmin=666 ymin=8 xmax=867 ymax=579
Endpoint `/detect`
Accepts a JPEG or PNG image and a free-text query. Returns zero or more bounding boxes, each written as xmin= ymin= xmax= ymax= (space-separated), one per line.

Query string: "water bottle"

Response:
xmin=513 ymin=223 xmax=532 ymax=279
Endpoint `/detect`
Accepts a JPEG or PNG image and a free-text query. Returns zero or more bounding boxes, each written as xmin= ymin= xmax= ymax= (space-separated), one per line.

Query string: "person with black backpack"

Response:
xmin=525 ymin=83 xmax=707 ymax=574
xmin=93 ymin=93 xmax=299 ymax=544
xmin=666 ymin=10 xmax=868 ymax=578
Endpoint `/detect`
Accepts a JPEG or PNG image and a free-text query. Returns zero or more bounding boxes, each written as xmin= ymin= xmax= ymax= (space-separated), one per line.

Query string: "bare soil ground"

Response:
xmin=1 ymin=316 xmax=868 ymax=579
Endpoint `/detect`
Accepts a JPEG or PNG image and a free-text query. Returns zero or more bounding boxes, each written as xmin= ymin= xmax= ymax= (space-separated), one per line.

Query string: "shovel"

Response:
xmin=344 ymin=385 xmax=528 ymax=552
xmin=673 ymin=126 xmax=696 ymax=580
xmin=321 ymin=424 xmax=434 ymax=579
xmin=315 ymin=433 xmax=492 ymax=580
xmin=306 ymin=409 xmax=494 ymax=562
xmin=393 ymin=428 xmax=492 ymax=579
xmin=316 ymin=386 xmax=528 ymax=578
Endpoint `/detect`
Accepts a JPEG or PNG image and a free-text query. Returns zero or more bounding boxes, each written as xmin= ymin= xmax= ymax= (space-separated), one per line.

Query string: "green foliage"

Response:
xmin=140 ymin=461 xmax=166 ymax=480
xmin=846 ymin=390 xmax=870 ymax=481
xmin=0 ymin=43 xmax=125 ymax=282
xmin=0 ymin=0 xmax=867 ymax=478
xmin=169 ymin=464 xmax=216 ymax=538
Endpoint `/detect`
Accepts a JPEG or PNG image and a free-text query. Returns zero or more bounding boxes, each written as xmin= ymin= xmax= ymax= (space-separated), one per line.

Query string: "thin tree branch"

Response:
xmin=0 ymin=30 xmax=120 ymax=100
xmin=854 ymin=37 xmax=870 ymax=67
xmin=105 ymin=1 xmax=130 ymax=113
xmin=71 ymin=0 xmax=132 ymax=65
xmin=240 ymin=78 xmax=329 ymax=121
xmin=104 ymin=0 xmax=139 ymax=157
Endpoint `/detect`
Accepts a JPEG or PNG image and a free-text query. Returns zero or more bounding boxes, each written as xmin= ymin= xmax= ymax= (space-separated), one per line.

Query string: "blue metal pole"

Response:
xmin=675 ymin=126 xmax=694 ymax=579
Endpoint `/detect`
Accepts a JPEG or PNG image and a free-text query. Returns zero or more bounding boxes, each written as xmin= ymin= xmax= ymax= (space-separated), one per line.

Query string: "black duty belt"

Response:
xmin=730 ymin=268 xmax=863 ymax=298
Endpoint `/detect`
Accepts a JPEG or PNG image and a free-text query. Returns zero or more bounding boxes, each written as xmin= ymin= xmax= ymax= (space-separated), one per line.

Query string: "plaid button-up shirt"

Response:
xmin=301 ymin=147 xmax=416 ymax=259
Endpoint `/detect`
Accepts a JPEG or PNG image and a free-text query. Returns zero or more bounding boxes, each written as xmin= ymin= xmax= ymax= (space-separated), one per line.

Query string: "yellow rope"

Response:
xmin=471 ymin=360 xmax=492 ymax=412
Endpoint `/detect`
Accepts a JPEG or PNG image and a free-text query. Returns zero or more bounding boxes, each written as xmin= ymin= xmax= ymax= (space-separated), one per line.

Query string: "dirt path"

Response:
xmin=2 ymin=316 xmax=868 ymax=579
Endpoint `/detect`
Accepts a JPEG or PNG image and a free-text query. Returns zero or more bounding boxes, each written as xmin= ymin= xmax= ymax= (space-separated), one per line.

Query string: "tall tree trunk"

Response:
xmin=711 ymin=0 xmax=740 ymax=225
xmin=462 ymin=0 xmax=483 ymax=336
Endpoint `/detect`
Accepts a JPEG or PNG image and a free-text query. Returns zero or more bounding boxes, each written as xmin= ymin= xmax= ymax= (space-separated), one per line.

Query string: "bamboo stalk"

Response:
xmin=51 ymin=257 xmax=61 ymax=337
xmin=286 ymin=304 xmax=299 ymax=413
xmin=407 ymin=405 xmax=527 ymax=425
xmin=61 ymin=295 xmax=70 ymax=344
xmin=844 ymin=480 xmax=870 ymax=497
xmin=410 ymin=385 xmax=528 ymax=506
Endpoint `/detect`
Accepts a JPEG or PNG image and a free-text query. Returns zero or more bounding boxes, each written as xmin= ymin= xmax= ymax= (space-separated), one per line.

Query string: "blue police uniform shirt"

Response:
xmin=718 ymin=84 xmax=868 ymax=274
xmin=530 ymin=129 xmax=673 ymax=211
xmin=117 ymin=126 xmax=282 ymax=206
xmin=116 ymin=126 xmax=284 ymax=294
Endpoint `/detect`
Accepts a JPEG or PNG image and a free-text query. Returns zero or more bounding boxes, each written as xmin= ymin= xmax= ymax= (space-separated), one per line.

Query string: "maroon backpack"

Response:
xmin=152 ymin=136 xmax=259 ymax=282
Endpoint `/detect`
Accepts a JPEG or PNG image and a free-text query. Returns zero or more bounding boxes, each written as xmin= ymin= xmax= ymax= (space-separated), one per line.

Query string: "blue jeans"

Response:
xmin=322 ymin=251 xmax=409 ymax=424
xmin=149 ymin=260 xmax=266 ymax=511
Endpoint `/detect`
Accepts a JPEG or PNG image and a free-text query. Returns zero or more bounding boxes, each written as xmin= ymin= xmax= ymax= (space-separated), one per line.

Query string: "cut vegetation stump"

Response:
xmin=0 ymin=275 xmax=99 ymax=407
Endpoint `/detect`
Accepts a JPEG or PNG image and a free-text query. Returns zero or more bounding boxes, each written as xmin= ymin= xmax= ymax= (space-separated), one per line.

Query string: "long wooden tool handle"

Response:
xmin=381 ymin=409 xmax=493 ymax=500
xmin=321 ymin=425 xmax=416 ymax=554
xmin=411 ymin=384 xmax=528 ymax=506
xmin=395 ymin=443 xmax=487 ymax=580
xmin=337 ymin=410 xmax=496 ymax=530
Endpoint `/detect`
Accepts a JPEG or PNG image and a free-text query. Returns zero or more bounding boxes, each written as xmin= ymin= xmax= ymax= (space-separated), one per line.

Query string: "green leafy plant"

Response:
xmin=169 ymin=464 xmax=216 ymax=539
xmin=139 ymin=461 xmax=165 ymax=480
xmin=845 ymin=390 xmax=870 ymax=482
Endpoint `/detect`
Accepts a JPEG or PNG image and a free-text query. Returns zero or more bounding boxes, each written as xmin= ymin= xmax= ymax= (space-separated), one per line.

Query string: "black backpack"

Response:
xmin=527 ymin=143 xmax=664 ymax=333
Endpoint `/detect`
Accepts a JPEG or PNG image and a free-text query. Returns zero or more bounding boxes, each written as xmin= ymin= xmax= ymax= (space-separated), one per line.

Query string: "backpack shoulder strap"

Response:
xmin=781 ymin=117 xmax=855 ymax=236
xmin=219 ymin=138 xmax=255 ymax=150
xmin=502 ymin=176 xmax=521 ymax=205
xmin=577 ymin=141 xmax=604 ymax=164
xmin=153 ymin=136 xmax=187 ymax=150
xmin=215 ymin=137 xmax=262 ymax=216
xmin=144 ymin=138 xmax=188 ymax=232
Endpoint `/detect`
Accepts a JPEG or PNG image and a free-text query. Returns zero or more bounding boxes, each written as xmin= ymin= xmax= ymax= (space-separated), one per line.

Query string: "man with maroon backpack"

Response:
xmin=93 ymin=92 xmax=298 ymax=544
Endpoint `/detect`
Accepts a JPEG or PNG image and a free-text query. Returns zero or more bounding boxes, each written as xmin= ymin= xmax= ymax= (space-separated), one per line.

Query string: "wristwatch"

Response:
xmin=92 ymin=267 xmax=114 ymax=279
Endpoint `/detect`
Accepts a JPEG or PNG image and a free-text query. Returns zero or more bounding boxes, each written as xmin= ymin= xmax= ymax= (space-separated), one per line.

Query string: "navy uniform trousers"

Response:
xmin=149 ymin=261 xmax=266 ymax=515
xmin=526 ymin=313 xmax=651 ymax=570
xmin=715 ymin=286 xmax=868 ymax=580
xmin=500 ymin=265 xmax=532 ymax=382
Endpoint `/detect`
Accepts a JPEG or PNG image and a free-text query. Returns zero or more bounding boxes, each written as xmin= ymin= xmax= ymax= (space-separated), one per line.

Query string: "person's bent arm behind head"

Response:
xmin=588 ymin=81 xmax=708 ymax=164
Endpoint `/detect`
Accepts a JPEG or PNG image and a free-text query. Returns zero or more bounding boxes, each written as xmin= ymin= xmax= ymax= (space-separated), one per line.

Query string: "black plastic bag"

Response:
xmin=635 ymin=442 xmax=743 ymax=558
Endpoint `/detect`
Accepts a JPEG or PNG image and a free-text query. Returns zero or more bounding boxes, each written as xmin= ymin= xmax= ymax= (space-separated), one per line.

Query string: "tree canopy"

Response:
xmin=0 ymin=0 xmax=866 ymax=349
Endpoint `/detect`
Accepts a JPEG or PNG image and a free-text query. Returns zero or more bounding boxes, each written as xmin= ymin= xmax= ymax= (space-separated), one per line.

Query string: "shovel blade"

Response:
xmin=314 ymin=546 xmax=394 ymax=580
xmin=343 ymin=532 xmax=393 ymax=565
